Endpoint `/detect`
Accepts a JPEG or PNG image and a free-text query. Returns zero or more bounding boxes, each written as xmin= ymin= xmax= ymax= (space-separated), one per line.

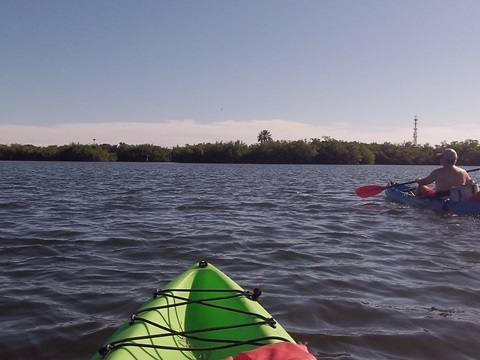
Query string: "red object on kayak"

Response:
xmin=224 ymin=342 xmax=316 ymax=360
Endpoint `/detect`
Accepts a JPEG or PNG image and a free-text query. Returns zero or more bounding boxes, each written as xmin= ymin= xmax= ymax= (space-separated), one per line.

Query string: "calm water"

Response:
xmin=1 ymin=162 xmax=479 ymax=360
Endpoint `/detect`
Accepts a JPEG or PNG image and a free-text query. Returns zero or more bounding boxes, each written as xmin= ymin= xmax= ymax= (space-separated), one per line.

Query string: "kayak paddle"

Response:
xmin=355 ymin=167 xmax=480 ymax=198
xmin=355 ymin=180 xmax=417 ymax=198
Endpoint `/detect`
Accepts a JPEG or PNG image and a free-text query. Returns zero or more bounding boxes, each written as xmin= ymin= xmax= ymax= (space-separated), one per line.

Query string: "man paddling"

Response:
xmin=415 ymin=148 xmax=473 ymax=198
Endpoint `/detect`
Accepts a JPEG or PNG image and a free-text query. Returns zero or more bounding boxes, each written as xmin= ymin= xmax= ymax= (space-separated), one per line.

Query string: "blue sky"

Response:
xmin=1 ymin=1 xmax=479 ymax=147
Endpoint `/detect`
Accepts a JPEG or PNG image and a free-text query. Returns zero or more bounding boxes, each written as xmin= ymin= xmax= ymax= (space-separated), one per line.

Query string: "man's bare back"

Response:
xmin=419 ymin=165 xmax=471 ymax=192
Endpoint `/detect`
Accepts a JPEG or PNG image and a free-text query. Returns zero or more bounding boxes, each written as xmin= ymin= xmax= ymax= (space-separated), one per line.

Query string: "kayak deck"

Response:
xmin=92 ymin=261 xmax=294 ymax=360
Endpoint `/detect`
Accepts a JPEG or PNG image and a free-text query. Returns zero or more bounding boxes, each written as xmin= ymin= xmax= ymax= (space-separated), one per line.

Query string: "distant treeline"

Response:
xmin=1 ymin=138 xmax=480 ymax=165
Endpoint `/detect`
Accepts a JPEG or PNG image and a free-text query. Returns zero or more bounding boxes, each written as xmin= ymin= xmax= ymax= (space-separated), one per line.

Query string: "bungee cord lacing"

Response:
xmin=98 ymin=288 xmax=291 ymax=359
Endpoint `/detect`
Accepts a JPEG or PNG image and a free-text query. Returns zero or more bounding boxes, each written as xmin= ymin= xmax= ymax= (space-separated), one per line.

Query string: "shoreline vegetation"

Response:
xmin=1 ymin=138 xmax=479 ymax=165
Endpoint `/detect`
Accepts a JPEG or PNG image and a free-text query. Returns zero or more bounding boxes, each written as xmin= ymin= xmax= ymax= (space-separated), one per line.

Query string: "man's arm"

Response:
xmin=416 ymin=170 xmax=437 ymax=185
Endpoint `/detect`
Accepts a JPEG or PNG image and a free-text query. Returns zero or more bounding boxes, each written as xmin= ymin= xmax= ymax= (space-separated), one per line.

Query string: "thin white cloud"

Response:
xmin=0 ymin=120 xmax=476 ymax=147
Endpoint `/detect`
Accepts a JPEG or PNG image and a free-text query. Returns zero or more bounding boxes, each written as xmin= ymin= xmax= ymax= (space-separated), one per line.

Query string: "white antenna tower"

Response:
xmin=413 ymin=116 xmax=418 ymax=145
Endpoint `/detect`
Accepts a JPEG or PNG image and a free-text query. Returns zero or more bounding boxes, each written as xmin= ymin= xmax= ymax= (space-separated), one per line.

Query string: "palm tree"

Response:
xmin=257 ymin=130 xmax=273 ymax=144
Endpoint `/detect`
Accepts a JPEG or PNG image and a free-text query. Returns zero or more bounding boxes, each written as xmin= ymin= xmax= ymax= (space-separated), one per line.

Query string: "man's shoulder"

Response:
xmin=431 ymin=167 xmax=446 ymax=175
xmin=452 ymin=165 xmax=468 ymax=174
xmin=431 ymin=166 xmax=458 ymax=177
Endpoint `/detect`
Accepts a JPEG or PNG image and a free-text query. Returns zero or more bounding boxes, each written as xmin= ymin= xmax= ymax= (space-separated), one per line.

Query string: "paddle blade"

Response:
xmin=355 ymin=185 xmax=387 ymax=198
